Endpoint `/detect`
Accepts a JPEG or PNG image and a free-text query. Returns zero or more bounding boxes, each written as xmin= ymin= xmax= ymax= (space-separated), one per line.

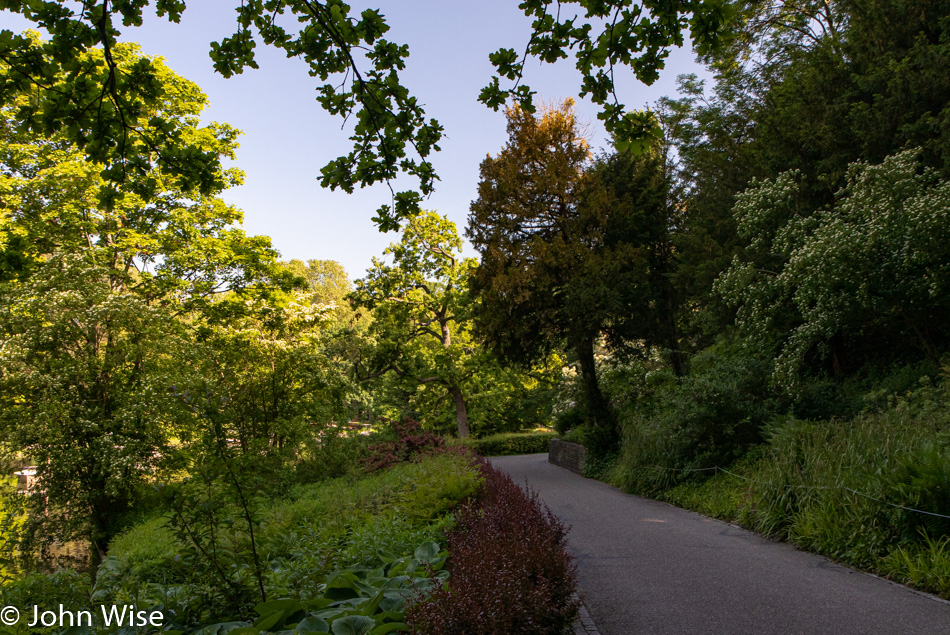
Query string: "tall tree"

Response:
xmin=468 ymin=101 xmax=603 ymax=427
xmin=0 ymin=44 xmax=289 ymax=556
xmin=642 ymin=0 xmax=950 ymax=351
xmin=187 ymin=292 xmax=348 ymax=454
xmin=0 ymin=44 xmax=290 ymax=309
xmin=284 ymin=260 xmax=350 ymax=305
xmin=352 ymin=212 xmax=479 ymax=438
xmin=0 ymin=255 xmax=185 ymax=558
xmin=654 ymin=73 xmax=764 ymax=343
xmin=716 ymin=150 xmax=950 ymax=391
xmin=590 ymin=148 xmax=685 ymax=375
xmin=469 ymin=100 xmax=680 ymax=443
xmin=284 ymin=258 xmax=354 ymax=322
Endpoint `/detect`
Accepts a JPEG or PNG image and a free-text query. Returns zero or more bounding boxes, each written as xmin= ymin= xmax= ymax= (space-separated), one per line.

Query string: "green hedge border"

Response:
xmin=457 ymin=431 xmax=558 ymax=456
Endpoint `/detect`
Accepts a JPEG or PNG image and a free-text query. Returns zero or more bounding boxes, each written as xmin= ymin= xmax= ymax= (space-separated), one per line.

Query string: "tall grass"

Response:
xmin=743 ymin=410 xmax=950 ymax=566
xmin=611 ymin=378 xmax=950 ymax=597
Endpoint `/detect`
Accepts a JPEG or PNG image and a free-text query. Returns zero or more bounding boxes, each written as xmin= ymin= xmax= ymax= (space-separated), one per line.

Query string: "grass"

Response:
xmin=657 ymin=455 xmax=758 ymax=521
xmin=883 ymin=534 xmax=950 ymax=597
xmin=107 ymin=455 xmax=481 ymax=577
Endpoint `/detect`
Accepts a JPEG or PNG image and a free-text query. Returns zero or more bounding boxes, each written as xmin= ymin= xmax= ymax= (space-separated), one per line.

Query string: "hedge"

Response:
xmin=460 ymin=431 xmax=558 ymax=456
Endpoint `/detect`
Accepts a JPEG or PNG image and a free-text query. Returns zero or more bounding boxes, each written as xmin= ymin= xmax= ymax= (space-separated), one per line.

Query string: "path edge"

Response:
xmin=572 ymin=593 xmax=600 ymax=635
xmin=545 ymin=456 xmax=950 ymax=611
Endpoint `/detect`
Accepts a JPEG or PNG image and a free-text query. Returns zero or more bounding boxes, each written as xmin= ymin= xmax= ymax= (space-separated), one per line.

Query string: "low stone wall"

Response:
xmin=548 ymin=439 xmax=587 ymax=475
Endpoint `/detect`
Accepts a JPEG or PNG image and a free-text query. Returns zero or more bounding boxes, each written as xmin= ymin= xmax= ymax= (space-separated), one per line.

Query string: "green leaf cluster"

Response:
xmin=0 ymin=2 xmax=443 ymax=228
xmin=480 ymin=0 xmax=731 ymax=148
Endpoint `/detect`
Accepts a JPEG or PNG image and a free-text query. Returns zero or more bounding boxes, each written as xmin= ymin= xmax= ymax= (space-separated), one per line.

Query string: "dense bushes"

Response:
xmin=3 ymin=450 xmax=583 ymax=632
xmin=407 ymin=459 xmax=578 ymax=634
xmin=294 ymin=427 xmax=377 ymax=483
xmin=0 ymin=569 xmax=91 ymax=616
xmin=458 ymin=431 xmax=558 ymax=456
xmin=361 ymin=419 xmax=470 ymax=472
xmin=610 ymin=343 xmax=777 ymax=494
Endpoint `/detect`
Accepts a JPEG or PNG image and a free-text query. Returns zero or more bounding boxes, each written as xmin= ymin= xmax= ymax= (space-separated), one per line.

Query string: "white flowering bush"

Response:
xmin=717 ymin=150 xmax=950 ymax=392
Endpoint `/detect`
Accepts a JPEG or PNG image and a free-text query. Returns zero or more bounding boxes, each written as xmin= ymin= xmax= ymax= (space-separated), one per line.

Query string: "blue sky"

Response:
xmin=1 ymin=1 xmax=710 ymax=278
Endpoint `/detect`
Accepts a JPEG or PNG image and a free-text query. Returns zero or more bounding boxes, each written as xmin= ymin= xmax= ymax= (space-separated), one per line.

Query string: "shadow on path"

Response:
xmin=491 ymin=453 xmax=950 ymax=635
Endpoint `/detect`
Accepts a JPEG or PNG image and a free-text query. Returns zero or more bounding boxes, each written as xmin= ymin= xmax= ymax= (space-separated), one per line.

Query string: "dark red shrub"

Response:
xmin=362 ymin=419 xmax=470 ymax=472
xmin=406 ymin=459 xmax=579 ymax=634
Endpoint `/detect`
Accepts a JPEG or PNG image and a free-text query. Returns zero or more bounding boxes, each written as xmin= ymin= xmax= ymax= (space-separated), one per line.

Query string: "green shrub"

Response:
xmin=207 ymin=540 xmax=450 ymax=635
xmin=107 ymin=515 xmax=177 ymax=574
xmin=559 ymin=425 xmax=586 ymax=445
xmin=295 ymin=427 xmax=376 ymax=483
xmin=553 ymin=406 xmax=586 ymax=435
xmin=0 ymin=479 xmax=25 ymax=582
xmin=582 ymin=450 xmax=617 ymax=480
xmin=0 ymin=569 xmax=90 ymax=614
xmin=467 ymin=374 xmax=558 ymax=437
xmin=612 ymin=343 xmax=778 ymax=494
xmin=663 ymin=471 xmax=748 ymax=520
xmin=792 ymin=361 xmax=940 ymax=420
xmin=610 ymin=411 xmax=680 ymax=494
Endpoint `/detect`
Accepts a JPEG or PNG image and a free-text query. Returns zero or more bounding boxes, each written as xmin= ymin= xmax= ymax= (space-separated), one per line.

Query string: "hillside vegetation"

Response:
xmin=2 ymin=0 xmax=950 ymax=624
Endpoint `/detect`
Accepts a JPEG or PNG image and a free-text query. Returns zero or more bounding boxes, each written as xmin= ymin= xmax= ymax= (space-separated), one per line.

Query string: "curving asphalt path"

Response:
xmin=490 ymin=453 xmax=950 ymax=635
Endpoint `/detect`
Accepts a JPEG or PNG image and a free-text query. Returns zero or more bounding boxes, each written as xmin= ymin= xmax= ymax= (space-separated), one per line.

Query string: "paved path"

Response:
xmin=491 ymin=453 xmax=950 ymax=635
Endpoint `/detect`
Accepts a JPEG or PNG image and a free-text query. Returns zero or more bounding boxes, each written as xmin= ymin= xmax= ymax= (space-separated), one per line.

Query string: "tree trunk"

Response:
xmin=449 ymin=385 xmax=470 ymax=438
xmin=668 ymin=344 xmax=686 ymax=377
xmin=658 ymin=243 xmax=685 ymax=377
xmin=830 ymin=332 xmax=847 ymax=376
xmin=89 ymin=490 xmax=122 ymax=574
xmin=665 ymin=304 xmax=686 ymax=377
xmin=576 ymin=336 xmax=609 ymax=428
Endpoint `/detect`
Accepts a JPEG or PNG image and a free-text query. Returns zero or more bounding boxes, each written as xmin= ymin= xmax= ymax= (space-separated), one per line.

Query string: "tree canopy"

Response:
xmin=0 ymin=43 xmax=292 ymax=553
xmin=468 ymin=100 xmax=679 ymax=446
xmin=352 ymin=211 xmax=479 ymax=438
xmin=480 ymin=0 xmax=731 ymax=151
xmin=0 ymin=0 xmax=730 ymax=228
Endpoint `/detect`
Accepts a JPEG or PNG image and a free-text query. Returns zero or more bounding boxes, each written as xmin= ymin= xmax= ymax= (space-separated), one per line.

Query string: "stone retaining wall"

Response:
xmin=548 ymin=439 xmax=587 ymax=475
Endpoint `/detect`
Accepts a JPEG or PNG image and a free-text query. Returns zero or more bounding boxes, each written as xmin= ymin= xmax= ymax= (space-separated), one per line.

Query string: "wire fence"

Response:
xmin=645 ymin=464 xmax=950 ymax=520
